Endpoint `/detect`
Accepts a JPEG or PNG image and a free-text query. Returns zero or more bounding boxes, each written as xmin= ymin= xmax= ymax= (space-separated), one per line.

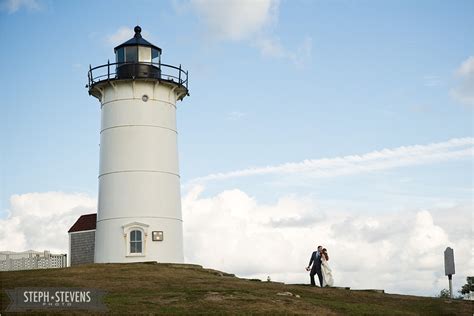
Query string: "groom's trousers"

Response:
xmin=310 ymin=269 xmax=323 ymax=287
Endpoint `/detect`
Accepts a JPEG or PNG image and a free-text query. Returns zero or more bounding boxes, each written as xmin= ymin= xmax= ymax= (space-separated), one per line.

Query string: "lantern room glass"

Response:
xmin=116 ymin=47 xmax=125 ymax=63
xmin=116 ymin=46 xmax=160 ymax=65
xmin=152 ymin=48 xmax=160 ymax=65
xmin=138 ymin=46 xmax=151 ymax=63
xmin=125 ymin=46 xmax=138 ymax=63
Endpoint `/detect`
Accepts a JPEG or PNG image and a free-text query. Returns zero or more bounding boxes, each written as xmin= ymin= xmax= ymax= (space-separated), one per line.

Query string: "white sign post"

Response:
xmin=444 ymin=247 xmax=455 ymax=298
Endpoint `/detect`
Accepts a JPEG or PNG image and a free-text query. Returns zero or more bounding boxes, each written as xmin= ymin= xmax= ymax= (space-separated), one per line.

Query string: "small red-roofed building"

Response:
xmin=68 ymin=213 xmax=97 ymax=266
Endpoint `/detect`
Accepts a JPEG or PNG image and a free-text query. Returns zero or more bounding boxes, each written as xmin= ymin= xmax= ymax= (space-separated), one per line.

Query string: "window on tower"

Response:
xmin=130 ymin=230 xmax=143 ymax=253
xmin=122 ymin=222 xmax=148 ymax=257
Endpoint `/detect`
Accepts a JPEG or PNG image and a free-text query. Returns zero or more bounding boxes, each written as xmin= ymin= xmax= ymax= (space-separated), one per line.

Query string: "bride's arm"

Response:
xmin=322 ymin=256 xmax=329 ymax=265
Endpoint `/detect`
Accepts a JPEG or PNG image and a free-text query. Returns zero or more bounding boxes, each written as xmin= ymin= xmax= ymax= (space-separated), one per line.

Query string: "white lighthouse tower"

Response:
xmin=87 ymin=26 xmax=188 ymax=263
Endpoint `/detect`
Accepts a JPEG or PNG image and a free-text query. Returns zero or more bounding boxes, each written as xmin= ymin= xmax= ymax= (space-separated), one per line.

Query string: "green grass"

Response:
xmin=1 ymin=263 xmax=472 ymax=315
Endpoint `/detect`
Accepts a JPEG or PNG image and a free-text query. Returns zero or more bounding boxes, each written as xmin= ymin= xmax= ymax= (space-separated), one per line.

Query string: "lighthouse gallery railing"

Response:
xmin=87 ymin=61 xmax=189 ymax=91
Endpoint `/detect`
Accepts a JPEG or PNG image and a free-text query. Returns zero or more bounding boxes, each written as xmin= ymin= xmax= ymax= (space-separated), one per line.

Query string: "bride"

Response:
xmin=321 ymin=248 xmax=334 ymax=287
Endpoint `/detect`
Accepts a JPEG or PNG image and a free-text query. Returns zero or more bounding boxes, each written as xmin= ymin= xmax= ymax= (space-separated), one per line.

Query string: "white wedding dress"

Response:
xmin=321 ymin=257 xmax=334 ymax=287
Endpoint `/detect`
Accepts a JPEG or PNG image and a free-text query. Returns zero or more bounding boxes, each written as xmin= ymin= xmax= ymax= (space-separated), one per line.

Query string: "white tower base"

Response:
xmin=91 ymin=79 xmax=186 ymax=264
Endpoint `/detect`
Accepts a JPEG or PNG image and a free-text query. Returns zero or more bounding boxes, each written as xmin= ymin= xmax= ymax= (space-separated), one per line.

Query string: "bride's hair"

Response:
xmin=322 ymin=248 xmax=329 ymax=261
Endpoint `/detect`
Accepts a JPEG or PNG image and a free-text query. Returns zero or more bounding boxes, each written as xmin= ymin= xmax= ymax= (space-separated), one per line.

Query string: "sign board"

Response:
xmin=444 ymin=247 xmax=455 ymax=276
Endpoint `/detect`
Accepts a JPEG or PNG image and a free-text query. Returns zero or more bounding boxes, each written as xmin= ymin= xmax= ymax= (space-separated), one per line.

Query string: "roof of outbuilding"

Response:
xmin=68 ymin=213 xmax=97 ymax=233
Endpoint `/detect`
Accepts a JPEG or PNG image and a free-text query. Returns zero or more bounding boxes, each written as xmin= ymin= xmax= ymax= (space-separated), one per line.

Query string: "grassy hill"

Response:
xmin=1 ymin=263 xmax=472 ymax=315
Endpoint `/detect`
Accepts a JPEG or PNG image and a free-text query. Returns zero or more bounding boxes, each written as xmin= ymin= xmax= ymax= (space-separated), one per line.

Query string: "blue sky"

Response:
xmin=1 ymin=0 xmax=473 ymax=296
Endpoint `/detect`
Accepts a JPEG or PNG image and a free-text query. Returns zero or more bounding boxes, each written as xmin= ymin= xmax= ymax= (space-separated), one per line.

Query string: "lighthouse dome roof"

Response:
xmin=114 ymin=26 xmax=162 ymax=53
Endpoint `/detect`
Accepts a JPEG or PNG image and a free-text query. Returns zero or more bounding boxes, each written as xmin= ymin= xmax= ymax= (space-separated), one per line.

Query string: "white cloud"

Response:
xmin=0 ymin=0 xmax=41 ymax=13
xmin=255 ymin=35 xmax=312 ymax=67
xmin=106 ymin=27 xmax=134 ymax=46
xmin=0 ymin=192 xmax=96 ymax=253
xmin=457 ymin=56 xmax=474 ymax=76
xmin=106 ymin=26 xmax=152 ymax=46
xmin=185 ymin=0 xmax=311 ymax=65
xmin=183 ymin=186 xmax=473 ymax=296
xmin=451 ymin=56 xmax=474 ymax=106
xmin=255 ymin=36 xmax=285 ymax=58
xmin=227 ymin=111 xmax=246 ymax=120
xmin=189 ymin=137 xmax=473 ymax=183
xmin=190 ymin=0 xmax=278 ymax=41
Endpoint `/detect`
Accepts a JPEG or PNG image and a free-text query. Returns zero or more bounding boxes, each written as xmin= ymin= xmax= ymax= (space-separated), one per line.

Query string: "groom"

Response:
xmin=306 ymin=245 xmax=323 ymax=287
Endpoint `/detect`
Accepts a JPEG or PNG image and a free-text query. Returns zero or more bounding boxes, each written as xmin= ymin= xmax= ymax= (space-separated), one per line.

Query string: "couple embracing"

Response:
xmin=306 ymin=245 xmax=334 ymax=287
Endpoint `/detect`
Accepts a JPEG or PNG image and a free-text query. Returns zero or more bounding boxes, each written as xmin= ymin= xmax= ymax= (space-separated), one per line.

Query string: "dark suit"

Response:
xmin=308 ymin=251 xmax=323 ymax=287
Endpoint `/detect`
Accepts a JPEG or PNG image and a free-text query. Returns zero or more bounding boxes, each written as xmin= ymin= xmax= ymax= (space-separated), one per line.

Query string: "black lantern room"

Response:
xmin=87 ymin=25 xmax=188 ymax=99
xmin=114 ymin=26 xmax=161 ymax=79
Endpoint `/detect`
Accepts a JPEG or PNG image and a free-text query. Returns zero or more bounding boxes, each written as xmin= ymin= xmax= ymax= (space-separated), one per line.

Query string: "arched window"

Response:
xmin=130 ymin=230 xmax=142 ymax=254
xmin=122 ymin=222 xmax=148 ymax=257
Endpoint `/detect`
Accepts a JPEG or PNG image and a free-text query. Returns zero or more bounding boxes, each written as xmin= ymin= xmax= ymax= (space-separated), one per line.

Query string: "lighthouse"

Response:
xmin=87 ymin=26 xmax=188 ymax=263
